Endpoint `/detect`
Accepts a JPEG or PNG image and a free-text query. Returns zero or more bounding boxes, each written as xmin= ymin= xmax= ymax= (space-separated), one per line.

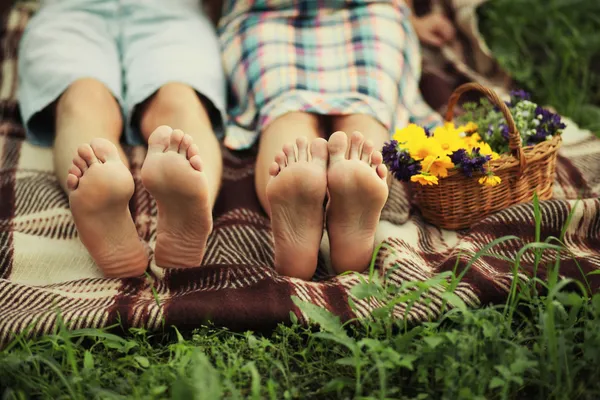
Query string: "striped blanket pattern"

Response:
xmin=0 ymin=1 xmax=599 ymax=346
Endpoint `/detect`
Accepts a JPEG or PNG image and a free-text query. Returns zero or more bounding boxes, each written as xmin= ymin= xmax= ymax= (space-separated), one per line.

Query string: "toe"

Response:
xmin=66 ymin=174 xmax=79 ymax=190
xmin=275 ymin=152 xmax=287 ymax=171
xmin=309 ymin=138 xmax=328 ymax=168
xmin=349 ymin=131 xmax=363 ymax=160
xmin=68 ymin=164 xmax=82 ymax=178
xmin=72 ymin=156 xmax=87 ymax=174
xmin=283 ymin=143 xmax=296 ymax=164
xmin=90 ymin=138 xmax=120 ymax=163
xmin=189 ymin=154 xmax=203 ymax=172
xmin=268 ymin=161 xmax=280 ymax=177
xmin=361 ymin=140 xmax=374 ymax=163
xmin=147 ymin=125 xmax=173 ymax=150
xmin=78 ymin=144 xmax=98 ymax=167
xmin=168 ymin=129 xmax=185 ymax=152
xmin=179 ymin=134 xmax=193 ymax=156
xmin=376 ymin=163 xmax=388 ymax=180
xmin=328 ymin=131 xmax=348 ymax=164
xmin=296 ymin=137 xmax=308 ymax=162
xmin=187 ymin=143 xmax=200 ymax=160
xmin=371 ymin=150 xmax=383 ymax=167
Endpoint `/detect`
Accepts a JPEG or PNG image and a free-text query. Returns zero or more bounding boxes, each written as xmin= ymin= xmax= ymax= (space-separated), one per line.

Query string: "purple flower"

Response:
xmin=529 ymin=106 xmax=566 ymax=145
xmin=527 ymin=127 xmax=548 ymax=145
xmin=499 ymin=123 xmax=510 ymax=140
xmin=450 ymin=148 xmax=490 ymax=178
xmin=510 ymin=89 xmax=531 ymax=102
xmin=382 ymin=140 xmax=400 ymax=165
xmin=450 ymin=149 xmax=468 ymax=165
xmin=382 ymin=140 xmax=421 ymax=181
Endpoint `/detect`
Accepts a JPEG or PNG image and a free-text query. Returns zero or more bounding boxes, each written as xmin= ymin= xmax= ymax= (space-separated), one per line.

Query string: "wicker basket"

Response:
xmin=410 ymin=82 xmax=562 ymax=230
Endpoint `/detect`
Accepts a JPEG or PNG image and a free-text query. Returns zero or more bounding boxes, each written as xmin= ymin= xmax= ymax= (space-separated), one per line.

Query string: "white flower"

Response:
xmin=533 ymin=119 xmax=540 ymax=126
xmin=546 ymin=135 xmax=552 ymax=140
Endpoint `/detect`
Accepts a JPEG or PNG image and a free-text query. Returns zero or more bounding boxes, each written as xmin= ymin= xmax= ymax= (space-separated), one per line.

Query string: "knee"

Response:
xmin=143 ymin=83 xmax=201 ymax=118
xmin=57 ymin=78 xmax=121 ymax=121
xmin=263 ymin=112 xmax=321 ymax=138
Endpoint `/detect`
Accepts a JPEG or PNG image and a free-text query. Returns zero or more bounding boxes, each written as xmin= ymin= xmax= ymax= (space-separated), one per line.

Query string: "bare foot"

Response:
xmin=326 ymin=131 xmax=388 ymax=274
xmin=141 ymin=125 xmax=212 ymax=268
xmin=266 ymin=137 xmax=329 ymax=280
xmin=67 ymin=139 xmax=148 ymax=277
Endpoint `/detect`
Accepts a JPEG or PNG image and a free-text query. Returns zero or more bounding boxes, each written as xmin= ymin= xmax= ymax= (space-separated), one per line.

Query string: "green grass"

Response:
xmin=2 ymin=196 xmax=600 ymax=399
xmin=479 ymin=0 xmax=600 ymax=133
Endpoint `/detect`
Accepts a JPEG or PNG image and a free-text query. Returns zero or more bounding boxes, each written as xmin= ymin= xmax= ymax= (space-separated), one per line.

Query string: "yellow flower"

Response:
xmin=458 ymin=122 xmax=478 ymax=133
xmin=422 ymin=155 xmax=454 ymax=178
xmin=463 ymin=133 xmax=483 ymax=150
xmin=406 ymin=137 xmax=444 ymax=160
xmin=393 ymin=124 xmax=427 ymax=144
xmin=479 ymin=175 xmax=502 ymax=187
xmin=478 ymin=143 xmax=494 ymax=156
xmin=411 ymin=173 xmax=439 ymax=185
xmin=432 ymin=125 xmax=464 ymax=154
xmin=490 ymin=152 xmax=500 ymax=160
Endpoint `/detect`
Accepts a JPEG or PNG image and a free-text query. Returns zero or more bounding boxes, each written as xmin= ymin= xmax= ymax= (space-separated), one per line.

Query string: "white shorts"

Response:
xmin=18 ymin=0 xmax=226 ymax=146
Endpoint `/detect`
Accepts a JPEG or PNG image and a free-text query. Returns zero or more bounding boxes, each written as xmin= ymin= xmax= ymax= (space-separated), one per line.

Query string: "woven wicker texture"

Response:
xmin=411 ymin=83 xmax=562 ymax=230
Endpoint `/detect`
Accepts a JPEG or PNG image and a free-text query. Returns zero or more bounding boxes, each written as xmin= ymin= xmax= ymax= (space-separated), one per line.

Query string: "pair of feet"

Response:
xmin=67 ymin=125 xmax=211 ymax=277
xmin=267 ymin=131 xmax=388 ymax=280
xmin=67 ymin=126 xmax=388 ymax=279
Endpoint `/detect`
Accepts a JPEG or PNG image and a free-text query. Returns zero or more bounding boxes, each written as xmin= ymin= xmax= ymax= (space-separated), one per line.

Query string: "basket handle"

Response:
xmin=444 ymin=82 xmax=526 ymax=175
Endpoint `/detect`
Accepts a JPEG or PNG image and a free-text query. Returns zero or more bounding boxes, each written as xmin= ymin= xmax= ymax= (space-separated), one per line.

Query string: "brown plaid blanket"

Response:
xmin=1 ymin=2 xmax=599 ymax=346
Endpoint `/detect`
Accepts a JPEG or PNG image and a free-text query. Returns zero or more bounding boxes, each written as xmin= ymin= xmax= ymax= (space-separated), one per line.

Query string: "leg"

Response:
xmin=60 ymin=81 xmax=149 ymax=278
xmin=138 ymin=86 xmax=218 ymax=268
xmin=326 ymin=123 xmax=389 ymax=274
xmin=17 ymin=4 xmax=148 ymax=277
xmin=55 ymin=79 xmax=127 ymax=190
xmin=331 ymin=114 xmax=390 ymax=153
xmin=256 ymin=112 xmax=321 ymax=214
xmin=122 ymin=1 xmax=227 ymax=268
xmin=258 ymin=112 xmax=328 ymax=280
xmin=139 ymin=83 xmax=222 ymax=206
xmin=332 ymin=113 xmax=394 ymax=189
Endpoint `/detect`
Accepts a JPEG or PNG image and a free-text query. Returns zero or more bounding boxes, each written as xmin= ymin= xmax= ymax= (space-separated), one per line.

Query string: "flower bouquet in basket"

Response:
xmin=382 ymin=83 xmax=564 ymax=230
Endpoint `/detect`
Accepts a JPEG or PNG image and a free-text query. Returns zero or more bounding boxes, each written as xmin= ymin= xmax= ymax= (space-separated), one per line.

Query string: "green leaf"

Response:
xmin=313 ymin=332 xmax=356 ymax=351
xmin=555 ymin=292 xmax=584 ymax=307
xmin=489 ymin=377 xmax=505 ymax=389
xmin=371 ymin=306 xmax=390 ymax=319
xmin=134 ymin=355 xmax=150 ymax=369
xmin=357 ymin=338 xmax=383 ymax=351
xmin=335 ymin=357 xmax=359 ymax=367
xmin=396 ymin=354 xmax=417 ymax=371
xmin=350 ymin=281 xmax=381 ymax=300
xmin=292 ymin=296 xmax=347 ymax=339
xmin=441 ymin=292 xmax=467 ymax=312
xmin=592 ymin=294 xmax=600 ymax=313
xmin=289 ymin=311 xmax=298 ymax=325
xmin=423 ymin=336 xmax=444 ymax=349
xmin=188 ymin=350 xmax=224 ymax=400
xmin=322 ymin=377 xmax=353 ymax=393
xmin=152 ymin=386 xmax=168 ymax=395
xmin=83 ymin=351 xmax=94 ymax=370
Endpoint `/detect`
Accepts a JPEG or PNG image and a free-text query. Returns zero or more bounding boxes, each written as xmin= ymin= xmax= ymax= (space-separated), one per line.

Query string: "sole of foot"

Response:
xmin=326 ymin=131 xmax=388 ymax=274
xmin=67 ymin=138 xmax=148 ymax=277
xmin=266 ymin=137 xmax=329 ymax=280
xmin=141 ymin=125 xmax=212 ymax=268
